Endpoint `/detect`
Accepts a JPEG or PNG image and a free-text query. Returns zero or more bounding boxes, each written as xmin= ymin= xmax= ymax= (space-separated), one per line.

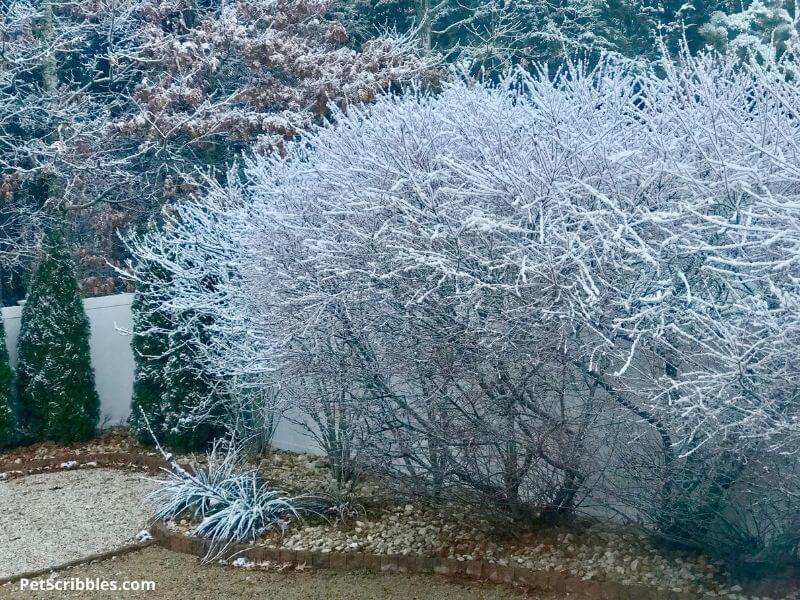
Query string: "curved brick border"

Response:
xmin=0 ymin=451 xmax=170 ymax=480
xmin=151 ymin=521 xmax=693 ymax=600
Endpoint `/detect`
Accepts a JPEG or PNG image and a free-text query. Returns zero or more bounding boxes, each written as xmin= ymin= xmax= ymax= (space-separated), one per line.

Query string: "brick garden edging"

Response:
xmin=150 ymin=521 xmax=693 ymax=600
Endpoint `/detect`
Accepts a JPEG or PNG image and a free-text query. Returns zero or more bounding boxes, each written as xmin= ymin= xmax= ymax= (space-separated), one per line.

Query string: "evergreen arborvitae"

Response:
xmin=0 ymin=319 xmax=17 ymax=449
xmin=128 ymin=284 xmax=169 ymax=445
xmin=158 ymin=326 xmax=221 ymax=452
xmin=17 ymin=233 xmax=99 ymax=443
xmin=129 ymin=262 xmax=219 ymax=452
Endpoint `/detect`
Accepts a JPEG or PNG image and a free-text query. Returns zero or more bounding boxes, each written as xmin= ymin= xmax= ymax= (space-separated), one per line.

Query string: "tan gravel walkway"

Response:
xmin=0 ymin=468 xmax=154 ymax=579
xmin=0 ymin=546 xmax=569 ymax=599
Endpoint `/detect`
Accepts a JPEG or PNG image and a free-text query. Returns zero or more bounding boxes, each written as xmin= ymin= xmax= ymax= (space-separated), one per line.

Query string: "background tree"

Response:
xmin=340 ymin=0 xmax=608 ymax=72
xmin=0 ymin=318 xmax=17 ymax=449
xmin=16 ymin=233 xmax=99 ymax=443
xmin=0 ymin=0 xmax=435 ymax=300
xmin=342 ymin=0 xmax=800 ymax=71
xmin=700 ymin=0 xmax=799 ymax=57
xmin=0 ymin=0 xmax=143 ymax=295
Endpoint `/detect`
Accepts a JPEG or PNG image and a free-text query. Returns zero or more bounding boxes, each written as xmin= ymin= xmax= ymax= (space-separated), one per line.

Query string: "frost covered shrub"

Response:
xmin=17 ymin=233 xmax=99 ymax=444
xmin=0 ymin=319 xmax=17 ymax=449
xmin=132 ymin=49 xmax=800 ymax=566
xmin=151 ymin=441 xmax=303 ymax=550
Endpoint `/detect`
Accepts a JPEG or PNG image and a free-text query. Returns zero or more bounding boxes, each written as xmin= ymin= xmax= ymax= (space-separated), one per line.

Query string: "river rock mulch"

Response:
xmin=161 ymin=450 xmax=797 ymax=600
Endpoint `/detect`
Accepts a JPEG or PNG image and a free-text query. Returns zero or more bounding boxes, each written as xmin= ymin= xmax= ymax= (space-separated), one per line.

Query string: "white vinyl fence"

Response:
xmin=1 ymin=292 xmax=318 ymax=452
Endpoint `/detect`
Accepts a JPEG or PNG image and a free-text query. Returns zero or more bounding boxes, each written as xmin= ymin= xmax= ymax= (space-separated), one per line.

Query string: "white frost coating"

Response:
xmin=130 ymin=49 xmax=800 ymax=465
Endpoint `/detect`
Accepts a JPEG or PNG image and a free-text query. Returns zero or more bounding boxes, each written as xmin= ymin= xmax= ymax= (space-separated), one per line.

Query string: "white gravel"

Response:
xmin=0 ymin=468 xmax=155 ymax=579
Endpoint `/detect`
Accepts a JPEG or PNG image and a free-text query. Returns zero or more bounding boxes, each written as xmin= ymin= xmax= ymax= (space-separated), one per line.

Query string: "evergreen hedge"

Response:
xmin=17 ymin=233 xmax=99 ymax=443
xmin=0 ymin=319 xmax=17 ymax=448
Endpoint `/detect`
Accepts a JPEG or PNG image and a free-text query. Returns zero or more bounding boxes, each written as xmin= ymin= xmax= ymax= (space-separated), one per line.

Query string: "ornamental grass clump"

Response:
xmin=151 ymin=440 xmax=304 ymax=552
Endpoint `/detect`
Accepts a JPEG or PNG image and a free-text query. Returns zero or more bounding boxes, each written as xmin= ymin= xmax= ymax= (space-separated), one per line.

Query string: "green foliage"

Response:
xmin=0 ymin=319 xmax=17 ymax=449
xmin=129 ymin=278 xmax=169 ymax=445
xmin=129 ymin=261 xmax=220 ymax=453
xmin=17 ymin=233 xmax=99 ymax=444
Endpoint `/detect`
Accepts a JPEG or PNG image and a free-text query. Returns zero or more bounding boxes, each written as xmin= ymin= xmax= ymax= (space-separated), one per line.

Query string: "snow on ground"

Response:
xmin=0 ymin=468 xmax=154 ymax=579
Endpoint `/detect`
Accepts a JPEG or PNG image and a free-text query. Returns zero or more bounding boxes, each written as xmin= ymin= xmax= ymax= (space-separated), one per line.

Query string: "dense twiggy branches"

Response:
xmin=130 ymin=49 xmax=800 ymax=566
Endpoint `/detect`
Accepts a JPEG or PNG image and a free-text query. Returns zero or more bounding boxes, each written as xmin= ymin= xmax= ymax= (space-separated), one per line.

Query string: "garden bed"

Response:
xmin=160 ymin=450 xmax=796 ymax=600
xmin=4 ymin=434 xmax=794 ymax=599
xmin=0 ymin=429 xmax=152 ymax=471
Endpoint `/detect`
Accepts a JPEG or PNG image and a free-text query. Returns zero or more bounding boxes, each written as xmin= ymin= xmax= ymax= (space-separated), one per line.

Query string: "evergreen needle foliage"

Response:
xmin=17 ymin=233 xmax=99 ymax=443
xmin=129 ymin=259 xmax=220 ymax=452
xmin=0 ymin=319 xmax=17 ymax=449
xmin=129 ymin=270 xmax=170 ymax=444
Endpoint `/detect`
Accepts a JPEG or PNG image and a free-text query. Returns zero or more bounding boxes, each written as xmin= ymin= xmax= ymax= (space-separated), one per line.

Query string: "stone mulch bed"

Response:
xmin=0 ymin=429 xmax=154 ymax=471
xmin=161 ymin=449 xmax=791 ymax=600
xmin=3 ymin=433 xmax=796 ymax=599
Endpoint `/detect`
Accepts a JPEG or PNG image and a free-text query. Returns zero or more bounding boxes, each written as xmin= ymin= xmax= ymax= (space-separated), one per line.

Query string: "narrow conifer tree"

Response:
xmin=128 ymin=282 xmax=170 ymax=445
xmin=0 ymin=319 xmax=17 ymax=449
xmin=17 ymin=233 xmax=99 ymax=443
xmin=129 ymin=261 xmax=219 ymax=452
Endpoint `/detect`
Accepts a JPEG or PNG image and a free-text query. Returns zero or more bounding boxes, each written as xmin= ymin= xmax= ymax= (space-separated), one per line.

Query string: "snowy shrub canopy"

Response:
xmin=131 ymin=48 xmax=800 ymax=561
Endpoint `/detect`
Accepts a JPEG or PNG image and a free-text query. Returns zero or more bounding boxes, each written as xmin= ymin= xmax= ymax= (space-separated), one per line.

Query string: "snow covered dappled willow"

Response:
xmin=129 ymin=50 xmax=800 ymax=566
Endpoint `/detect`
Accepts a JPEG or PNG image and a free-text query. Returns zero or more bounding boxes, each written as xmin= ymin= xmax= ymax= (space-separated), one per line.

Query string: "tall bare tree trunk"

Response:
xmin=416 ymin=0 xmax=433 ymax=51
xmin=31 ymin=0 xmax=62 ymax=213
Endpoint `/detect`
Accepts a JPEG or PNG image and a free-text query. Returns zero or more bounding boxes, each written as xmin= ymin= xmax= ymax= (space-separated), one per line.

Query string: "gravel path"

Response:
xmin=1 ymin=546 xmax=561 ymax=599
xmin=0 ymin=468 xmax=154 ymax=579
